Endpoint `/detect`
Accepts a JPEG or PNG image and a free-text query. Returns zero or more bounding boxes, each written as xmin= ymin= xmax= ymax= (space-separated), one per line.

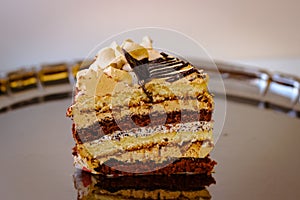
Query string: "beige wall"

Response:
xmin=0 ymin=0 xmax=299 ymax=74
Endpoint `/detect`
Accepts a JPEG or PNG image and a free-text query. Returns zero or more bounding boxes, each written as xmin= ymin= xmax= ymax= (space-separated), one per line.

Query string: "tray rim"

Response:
xmin=0 ymin=59 xmax=299 ymax=118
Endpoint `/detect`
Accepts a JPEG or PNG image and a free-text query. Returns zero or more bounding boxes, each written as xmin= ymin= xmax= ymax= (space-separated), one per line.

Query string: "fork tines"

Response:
xmin=123 ymin=49 xmax=199 ymax=85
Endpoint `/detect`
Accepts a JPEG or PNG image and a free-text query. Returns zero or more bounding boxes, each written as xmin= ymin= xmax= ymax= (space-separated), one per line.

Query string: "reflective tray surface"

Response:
xmin=0 ymin=63 xmax=300 ymax=199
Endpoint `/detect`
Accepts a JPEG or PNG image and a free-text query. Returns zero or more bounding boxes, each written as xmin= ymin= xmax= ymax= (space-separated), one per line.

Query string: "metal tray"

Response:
xmin=0 ymin=61 xmax=299 ymax=199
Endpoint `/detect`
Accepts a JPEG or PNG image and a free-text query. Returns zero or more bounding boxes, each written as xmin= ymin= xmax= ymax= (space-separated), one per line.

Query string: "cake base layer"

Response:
xmin=74 ymin=130 xmax=214 ymax=173
xmin=73 ymin=145 xmax=216 ymax=175
xmin=95 ymin=157 xmax=216 ymax=176
xmin=99 ymin=157 xmax=216 ymax=176
xmin=74 ymin=170 xmax=215 ymax=200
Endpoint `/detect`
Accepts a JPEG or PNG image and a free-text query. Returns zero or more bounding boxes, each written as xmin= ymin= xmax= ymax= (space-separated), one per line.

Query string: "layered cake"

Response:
xmin=74 ymin=170 xmax=214 ymax=200
xmin=67 ymin=37 xmax=216 ymax=175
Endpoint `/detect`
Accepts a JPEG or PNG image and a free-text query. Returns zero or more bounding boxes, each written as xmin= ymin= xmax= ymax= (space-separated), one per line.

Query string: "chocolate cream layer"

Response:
xmin=75 ymin=108 xmax=213 ymax=144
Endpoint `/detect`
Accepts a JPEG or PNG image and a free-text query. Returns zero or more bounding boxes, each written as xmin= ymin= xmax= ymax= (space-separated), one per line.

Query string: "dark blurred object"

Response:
xmin=73 ymin=169 xmax=214 ymax=199
xmin=8 ymin=68 xmax=38 ymax=93
xmin=39 ymin=63 xmax=69 ymax=86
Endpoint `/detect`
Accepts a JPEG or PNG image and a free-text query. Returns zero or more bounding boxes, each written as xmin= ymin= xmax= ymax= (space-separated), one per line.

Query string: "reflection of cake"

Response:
xmin=74 ymin=170 xmax=215 ymax=200
xmin=67 ymin=37 xmax=216 ymax=175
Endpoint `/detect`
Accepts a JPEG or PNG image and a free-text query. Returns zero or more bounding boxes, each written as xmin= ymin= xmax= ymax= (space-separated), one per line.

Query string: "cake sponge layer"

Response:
xmin=74 ymin=139 xmax=213 ymax=174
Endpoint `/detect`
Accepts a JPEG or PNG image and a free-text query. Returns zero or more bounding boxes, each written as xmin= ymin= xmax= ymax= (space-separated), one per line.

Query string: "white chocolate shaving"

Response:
xmin=121 ymin=40 xmax=149 ymax=60
xmin=96 ymin=47 xmax=116 ymax=69
xmin=109 ymin=41 xmax=123 ymax=57
xmin=140 ymin=36 xmax=153 ymax=49
xmin=76 ymin=37 xmax=161 ymax=94
xmin=122 ymin=63 xmax=132 ymax=72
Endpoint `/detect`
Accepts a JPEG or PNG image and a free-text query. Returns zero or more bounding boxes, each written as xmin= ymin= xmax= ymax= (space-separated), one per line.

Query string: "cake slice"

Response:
xmin=67 ymin=37 xmax=216 ymax=175
xmin=74 ymin=170 xmax=214 ymax=200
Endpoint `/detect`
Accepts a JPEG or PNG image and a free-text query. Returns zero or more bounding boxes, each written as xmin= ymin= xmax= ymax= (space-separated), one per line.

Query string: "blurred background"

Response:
xmin=1 ymin=0 xmax=299 ymax=75
xmin=1 ymin=1 xmax=300 ymax=199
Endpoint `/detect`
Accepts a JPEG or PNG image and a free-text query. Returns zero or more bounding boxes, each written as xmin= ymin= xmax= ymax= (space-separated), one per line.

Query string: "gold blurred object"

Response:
xmin=71 ymin=60 xmax=94 ymax=78
xmin=8 ymin=68 xmax=38 ymax=93
xmin=0 ymin=78 xmax=8 ymax=96
xmin=39 ymin=63 xmax=69 ymax=86
xmin=71 ymin=62 xmax=80 ymax=78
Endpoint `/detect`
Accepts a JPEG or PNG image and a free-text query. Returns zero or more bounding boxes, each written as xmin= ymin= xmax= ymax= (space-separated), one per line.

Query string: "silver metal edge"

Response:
xmin=0 ymin=59 xmax=299 ymax=118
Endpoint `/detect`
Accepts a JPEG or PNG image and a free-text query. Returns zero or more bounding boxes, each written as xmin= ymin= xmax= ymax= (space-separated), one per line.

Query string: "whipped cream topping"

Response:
xmin=74 ymin=36 xmax=163 ymax=102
